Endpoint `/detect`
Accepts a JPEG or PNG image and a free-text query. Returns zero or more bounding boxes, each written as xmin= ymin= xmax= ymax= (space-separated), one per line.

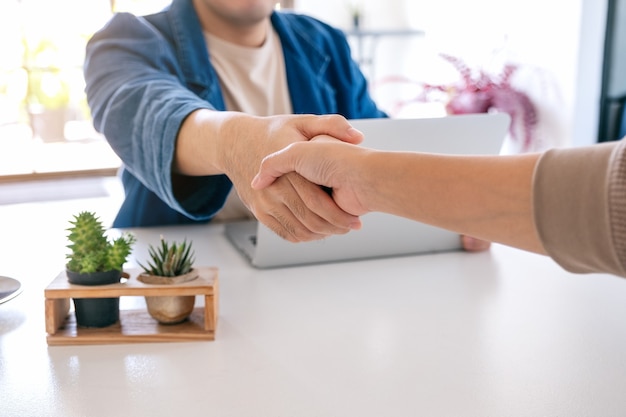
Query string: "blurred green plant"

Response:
xmin=23 ymin=38 xmax=70 ymax=111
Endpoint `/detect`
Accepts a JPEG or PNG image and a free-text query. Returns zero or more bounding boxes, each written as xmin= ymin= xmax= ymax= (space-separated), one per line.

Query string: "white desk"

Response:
xmin=3 ymin=219 xmax=626 ymax=416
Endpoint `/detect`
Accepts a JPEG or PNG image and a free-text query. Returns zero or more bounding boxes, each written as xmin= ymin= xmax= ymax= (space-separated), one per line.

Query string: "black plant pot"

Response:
xmin=66 ymin=269 xmax=122 ymax=328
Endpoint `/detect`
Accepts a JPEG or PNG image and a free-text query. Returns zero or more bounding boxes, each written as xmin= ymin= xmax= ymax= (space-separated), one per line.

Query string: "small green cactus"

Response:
xmin=66 ymin=211 xmax=136 ymax=274
xmin=139 ymin=237 xmax=195 ymax=277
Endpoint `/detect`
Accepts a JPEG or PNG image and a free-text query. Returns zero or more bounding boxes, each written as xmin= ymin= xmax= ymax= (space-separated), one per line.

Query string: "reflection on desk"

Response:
xmin=0 ymin=276 xmax=21 ymax=304
xmin=2 ymin=222 xmax=626 ymax=417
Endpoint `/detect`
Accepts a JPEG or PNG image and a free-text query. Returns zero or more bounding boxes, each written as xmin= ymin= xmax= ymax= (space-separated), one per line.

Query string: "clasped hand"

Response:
xmin=249 ymin=126 xmax=491 ymax=252
xmin=222 ymin=114 xmax=363 ymax=242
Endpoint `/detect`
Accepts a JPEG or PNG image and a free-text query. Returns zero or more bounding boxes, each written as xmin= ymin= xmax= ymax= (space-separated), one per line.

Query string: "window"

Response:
xmin=0 ymin=0 xmax=169 ymax=179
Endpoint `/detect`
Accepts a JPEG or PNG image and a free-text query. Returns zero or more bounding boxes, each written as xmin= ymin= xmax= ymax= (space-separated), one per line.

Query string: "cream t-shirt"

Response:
xmin=204 ymin=26 xmax=292 ymax=222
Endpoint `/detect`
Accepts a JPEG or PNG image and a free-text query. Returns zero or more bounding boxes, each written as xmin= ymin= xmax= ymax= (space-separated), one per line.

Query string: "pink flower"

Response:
xmin=378 ymin=54 xmax=539 ymax=152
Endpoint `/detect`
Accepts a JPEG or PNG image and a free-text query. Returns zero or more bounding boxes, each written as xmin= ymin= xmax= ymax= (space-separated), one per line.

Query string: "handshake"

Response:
xmin=248 ymin=116 xmax=492 ymax=253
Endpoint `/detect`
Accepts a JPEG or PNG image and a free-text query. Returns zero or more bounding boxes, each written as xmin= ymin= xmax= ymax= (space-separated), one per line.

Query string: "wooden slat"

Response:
xmin=44 ymin=267 xmax=218 ymax=345
xmin=45 ymin=298 xmax=70 ymax=335
xmin=46 ymin=308 xmax=215 ymax=346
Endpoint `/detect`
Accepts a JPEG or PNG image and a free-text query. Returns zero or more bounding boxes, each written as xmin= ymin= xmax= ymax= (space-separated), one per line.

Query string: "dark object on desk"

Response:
xmin=64 ymin=211 xmax=135 ymax=328
xmin=67 ymin=269 xmax=122 ymax=328
xmin=0 ymin=276 xmax=22 ymax=304
xmin=598 ymin=0 xmax=626 ymax=142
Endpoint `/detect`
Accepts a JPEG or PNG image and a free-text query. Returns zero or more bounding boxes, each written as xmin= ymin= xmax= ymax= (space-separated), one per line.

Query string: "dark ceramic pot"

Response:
xmin=66 ymin=269 xmax=122 ymax=328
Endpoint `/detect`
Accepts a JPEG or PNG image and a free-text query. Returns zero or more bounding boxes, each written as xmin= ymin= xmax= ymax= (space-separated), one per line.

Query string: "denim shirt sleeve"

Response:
xmin=84 ymin=12 xmax=230 ymax=223
xmin=84 ymin=8 xmax=386 ymax=228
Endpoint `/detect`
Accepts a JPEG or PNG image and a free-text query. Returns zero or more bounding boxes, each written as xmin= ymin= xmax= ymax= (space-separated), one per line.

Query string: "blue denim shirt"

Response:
xmin=84 ymin=0 xmax=387 ymax=227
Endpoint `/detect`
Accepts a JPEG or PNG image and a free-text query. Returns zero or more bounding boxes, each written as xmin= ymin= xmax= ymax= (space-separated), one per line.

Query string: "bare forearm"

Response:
xmin=173 ymin=109 xmax=245 ymax=176
xmin=360 ymin=151 xmax=545 ymax=254
xmin=175 ymin=112 xmax=366 ymax=241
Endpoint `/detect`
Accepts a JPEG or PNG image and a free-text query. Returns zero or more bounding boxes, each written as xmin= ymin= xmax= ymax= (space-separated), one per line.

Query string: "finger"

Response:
xmin=268 ymin=173 xmax=359 ymax=237
xmin=284 ymin=173 xmax=362 ymax=233
xmin=461 ymin=235 xmax=492 ymax=252
xmin=252 ymin=174 xmax=333 ymax=243
xmin=257 ymin=212 xmax=302 ymax=243
xmin=259 ymin=201 xmax=330 ymax=243
xmin=251 ymin=144 xmax=300 ymax=190
xmin=299 ymin=114 xmax=364 ymax=145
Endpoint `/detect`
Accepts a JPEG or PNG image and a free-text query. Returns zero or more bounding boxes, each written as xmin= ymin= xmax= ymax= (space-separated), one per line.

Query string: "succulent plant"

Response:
xmin=139 ymin=237 xmax=195 ymax=277
xmin=66 ymin=211 xmax=136 ymax=274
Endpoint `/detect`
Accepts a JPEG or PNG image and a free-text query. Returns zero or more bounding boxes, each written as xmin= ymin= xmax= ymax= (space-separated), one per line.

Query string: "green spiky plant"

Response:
xmin=66 ymin=211 xmax=136 ymax=274
xmin=139 ymin=237 xmax=195 ymax=277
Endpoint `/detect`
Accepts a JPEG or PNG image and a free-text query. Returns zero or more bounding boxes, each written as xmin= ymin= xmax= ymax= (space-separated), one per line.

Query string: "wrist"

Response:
xmin=210 ymin=111 xmax=258 ymax=175
xmin=351 ymin=148 xmax=384 ymax=213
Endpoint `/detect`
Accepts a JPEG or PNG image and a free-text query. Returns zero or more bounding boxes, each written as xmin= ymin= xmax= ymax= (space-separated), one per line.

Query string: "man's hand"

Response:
xmin=252 ymin=136 xmax=370 ymax=216
xmin=219 ymin=114 xmax=364 ymax=242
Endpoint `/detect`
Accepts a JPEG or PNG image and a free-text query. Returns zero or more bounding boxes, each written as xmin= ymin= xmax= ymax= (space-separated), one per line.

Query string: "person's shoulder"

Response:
xmin=92 ymin=10 xmax=170 ymax=41
xmin=95 ymin=12 xmax=146 ymax=34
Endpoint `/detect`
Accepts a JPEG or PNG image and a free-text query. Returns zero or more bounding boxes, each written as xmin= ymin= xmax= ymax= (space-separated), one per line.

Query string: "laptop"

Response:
xmin=225 ymin=112 xmax=510 ymax=268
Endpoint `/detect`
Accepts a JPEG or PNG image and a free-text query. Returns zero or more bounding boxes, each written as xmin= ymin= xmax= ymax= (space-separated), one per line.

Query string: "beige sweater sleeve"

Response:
xmin=533 ymin=140 xmax=626 ymax=277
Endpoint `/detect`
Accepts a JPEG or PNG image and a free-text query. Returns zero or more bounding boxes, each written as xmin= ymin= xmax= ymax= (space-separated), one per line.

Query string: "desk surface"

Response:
xmin=2 ymin=215 xmax=626 ymax=416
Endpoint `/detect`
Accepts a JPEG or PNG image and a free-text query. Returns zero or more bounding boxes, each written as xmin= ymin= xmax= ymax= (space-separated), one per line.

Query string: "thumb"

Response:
xmin=300 ymin=114 xmax=364 ymax=145
xmin=251 ymin=144 xmax=301 ymax=190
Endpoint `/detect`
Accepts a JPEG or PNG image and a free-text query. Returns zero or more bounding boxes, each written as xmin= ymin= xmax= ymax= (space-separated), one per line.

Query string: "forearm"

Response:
xmin=361 ymin=151 xmax=545 ymax=253
xmin=174 ymin=109 xmax=241 ymax=176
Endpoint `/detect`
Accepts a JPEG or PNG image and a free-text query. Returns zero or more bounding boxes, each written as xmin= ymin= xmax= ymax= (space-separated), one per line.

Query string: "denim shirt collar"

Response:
xmin=271 ymin=12 xmax=334 ymax=113
xmin=167 ymin=0 xmax=224 ymax=108
xmin=270 ymin=12 xmax=330 ymax=79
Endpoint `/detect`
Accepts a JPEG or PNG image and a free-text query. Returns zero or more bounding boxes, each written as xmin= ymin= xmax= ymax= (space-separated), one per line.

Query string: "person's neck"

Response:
xmin=193 ymin=1 xmax=270 ymax=47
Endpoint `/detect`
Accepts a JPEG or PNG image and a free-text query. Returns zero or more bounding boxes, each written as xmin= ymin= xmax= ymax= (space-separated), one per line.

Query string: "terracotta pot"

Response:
xmin=66 ymin=269 xmax=122 ymax=328
xmin=138 ymin=269 xmax=198 ymax=324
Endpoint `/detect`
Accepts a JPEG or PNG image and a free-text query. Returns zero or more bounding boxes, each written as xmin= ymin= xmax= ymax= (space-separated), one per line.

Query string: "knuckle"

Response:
xmin=276 ymin=228 xmax=297 ymax=243
xmin=273 ymin=212 xmax=298 ymax=238
xmin=262 ymin=217 xmax=297 ymax=243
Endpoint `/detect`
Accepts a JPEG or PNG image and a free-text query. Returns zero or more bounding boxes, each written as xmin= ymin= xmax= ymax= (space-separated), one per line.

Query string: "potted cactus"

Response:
xmin=65 ymin=211 xmax=135 ymax=328
xmin=138 ymin=237 xmax=198 ymax=324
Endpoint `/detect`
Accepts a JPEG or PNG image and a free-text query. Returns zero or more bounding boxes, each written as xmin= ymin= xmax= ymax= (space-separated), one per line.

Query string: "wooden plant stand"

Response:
xmin=44 ymin=267 xmax=218 ymax=346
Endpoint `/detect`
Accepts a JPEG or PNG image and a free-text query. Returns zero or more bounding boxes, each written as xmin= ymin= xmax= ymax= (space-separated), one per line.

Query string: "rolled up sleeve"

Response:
xmin=532 ymin=141 xmax=626 ymax=277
